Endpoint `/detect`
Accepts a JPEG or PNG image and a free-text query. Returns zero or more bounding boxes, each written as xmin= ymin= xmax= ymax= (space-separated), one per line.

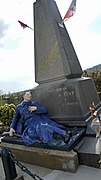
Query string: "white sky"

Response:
xmin=0 ymin=0 xmax=101 ymax=93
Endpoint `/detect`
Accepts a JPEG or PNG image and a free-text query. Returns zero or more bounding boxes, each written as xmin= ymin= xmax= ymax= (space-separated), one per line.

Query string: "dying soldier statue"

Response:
xmin=2 ymin=91 xmax=70 ymax=145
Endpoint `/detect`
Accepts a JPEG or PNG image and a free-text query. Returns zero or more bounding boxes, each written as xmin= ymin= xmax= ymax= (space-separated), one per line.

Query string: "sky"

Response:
xmin=0 ymin=0 xmax=101 ymax=94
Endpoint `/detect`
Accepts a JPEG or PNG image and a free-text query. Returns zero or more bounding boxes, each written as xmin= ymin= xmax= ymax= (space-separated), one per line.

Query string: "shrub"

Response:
xmin=0 ymin=103 xmax=16 ymax=126
xmin=0 ymin=95 xmax=2 ymax=106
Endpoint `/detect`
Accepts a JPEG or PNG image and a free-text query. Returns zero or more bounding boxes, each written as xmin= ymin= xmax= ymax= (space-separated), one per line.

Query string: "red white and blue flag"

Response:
xmin=18 ymin=20 xmax=34 ymax=30
xmin=63 ymin=0 xmax=77 ymax=21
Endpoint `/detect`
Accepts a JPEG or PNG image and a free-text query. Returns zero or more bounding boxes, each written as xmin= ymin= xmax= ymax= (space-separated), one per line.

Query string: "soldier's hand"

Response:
xmin=29 ymin=106 xmax=37 ymax=112
xmin=9 ymin=128 xmax=15 ymax=136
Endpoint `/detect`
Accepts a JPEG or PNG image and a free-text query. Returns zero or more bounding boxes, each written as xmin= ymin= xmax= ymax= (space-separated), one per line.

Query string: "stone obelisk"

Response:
xmin=32 ymin=0 xmax=101 ymax=126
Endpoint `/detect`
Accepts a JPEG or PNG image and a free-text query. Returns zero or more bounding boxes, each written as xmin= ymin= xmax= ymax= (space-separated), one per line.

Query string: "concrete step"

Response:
xmin=74 ymin=136 xmax=101 ymax=168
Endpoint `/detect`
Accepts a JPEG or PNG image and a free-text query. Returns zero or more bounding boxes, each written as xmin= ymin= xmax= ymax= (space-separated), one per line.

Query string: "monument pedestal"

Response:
xmin=0 ymin=142 xmax=79 ymax=173
xmin=32 ymin=77 xmax=100 ymax=126
xmin=1 ymin=134 xmax=101 ymax=172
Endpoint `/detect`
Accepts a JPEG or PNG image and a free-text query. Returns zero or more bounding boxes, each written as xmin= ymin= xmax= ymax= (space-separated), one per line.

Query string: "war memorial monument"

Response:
xmin=0 ymin=0 xmax=101 ymax=174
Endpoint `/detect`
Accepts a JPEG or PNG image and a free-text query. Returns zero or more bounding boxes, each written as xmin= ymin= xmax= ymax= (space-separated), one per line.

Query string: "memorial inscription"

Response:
xmin=48 ymin=87 xmax=79 ymax=115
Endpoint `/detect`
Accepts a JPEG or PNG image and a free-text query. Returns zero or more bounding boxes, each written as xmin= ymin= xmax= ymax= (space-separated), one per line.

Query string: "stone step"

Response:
xmin=74 ymin=136 xmax=101 ymax=168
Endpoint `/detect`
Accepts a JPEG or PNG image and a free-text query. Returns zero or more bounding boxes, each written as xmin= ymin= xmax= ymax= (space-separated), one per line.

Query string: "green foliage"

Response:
xmin=0 ymin=103 xmax=16 ymax=126
xmin=82 ymin=70 xmax=101 ymax=92
xmin=2 ymin=91 xmax=24 ymax=105
xmin=0 ymin=95 xmax=2 ymax=106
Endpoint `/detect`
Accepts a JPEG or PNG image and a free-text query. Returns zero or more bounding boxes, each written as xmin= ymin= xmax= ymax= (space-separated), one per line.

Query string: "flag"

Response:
xmin=18 ymin=20 xmax=34 ymax=30
xmin=63 ymin=0 xmax=77 ymax=21
xmin=18 ymin=20 xmax=28 ymax=28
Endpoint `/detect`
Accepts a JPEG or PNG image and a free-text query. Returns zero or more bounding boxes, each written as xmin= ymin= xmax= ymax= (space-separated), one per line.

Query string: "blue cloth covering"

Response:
xmin=10 ymin=101 xmax=65 ymax=145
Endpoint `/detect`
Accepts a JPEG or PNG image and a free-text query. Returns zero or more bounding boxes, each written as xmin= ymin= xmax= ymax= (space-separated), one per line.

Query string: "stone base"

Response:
xmin=0 ymin=142 xmax=79 ymax=173
xmin=31 ymin=77 xmax=100 ymax=126
xmin=1 ymin=135 xmax=101 ymax=172
xmin=74 ymin=136 xmax=101 ymax=168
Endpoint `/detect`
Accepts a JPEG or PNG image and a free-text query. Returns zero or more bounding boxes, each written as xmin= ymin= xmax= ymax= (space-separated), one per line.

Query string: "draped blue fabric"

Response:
xmin=10 ymin=101 xmax=65 ymax=145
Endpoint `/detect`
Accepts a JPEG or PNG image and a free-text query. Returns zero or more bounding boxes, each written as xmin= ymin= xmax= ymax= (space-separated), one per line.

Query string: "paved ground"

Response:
xmin=0 ymin=157 xmax=101 ymax=180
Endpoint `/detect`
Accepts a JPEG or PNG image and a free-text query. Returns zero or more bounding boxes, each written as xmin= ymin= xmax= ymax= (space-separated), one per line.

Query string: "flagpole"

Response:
xmin=60 ymin=20 xmax=64 ymax=25
xmin=27 ymin=26 xmax=34 ymax=31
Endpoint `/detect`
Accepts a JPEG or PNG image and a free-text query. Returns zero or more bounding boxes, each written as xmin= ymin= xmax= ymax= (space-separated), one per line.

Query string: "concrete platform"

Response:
xmin=0 ymin=142 xmax=79 ymax=173
xmin=0 ymin=134 xmax=101 ymax=175
xmin=0 ymin=136 xmax=101 ymax=179
xmin=0 ymin=157 xmax=101 ymax=180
